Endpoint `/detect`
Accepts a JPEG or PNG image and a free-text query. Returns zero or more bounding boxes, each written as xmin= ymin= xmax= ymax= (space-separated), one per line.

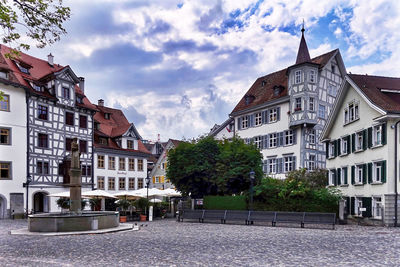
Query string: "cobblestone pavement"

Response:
xmin=0 ymin=219 xmax=399 ymax=266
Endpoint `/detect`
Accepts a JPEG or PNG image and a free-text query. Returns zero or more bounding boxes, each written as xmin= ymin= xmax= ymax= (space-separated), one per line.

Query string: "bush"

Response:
xmin=204 ymin=195 xmax=247 ymax=210
xmin=56 ymin=198 xmax=87 ymax=210
xmin=133 ymin=198 xmax=149 ymax=213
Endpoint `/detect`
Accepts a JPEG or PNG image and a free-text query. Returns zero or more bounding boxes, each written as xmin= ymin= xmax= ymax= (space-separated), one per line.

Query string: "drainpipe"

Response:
xmin=91 ymin=112 xmax=95 ymax=190
xmin=394 ymin=120 xmax=400 ymax=227
xmin=25 ymin=92 xmax=30 ymax=218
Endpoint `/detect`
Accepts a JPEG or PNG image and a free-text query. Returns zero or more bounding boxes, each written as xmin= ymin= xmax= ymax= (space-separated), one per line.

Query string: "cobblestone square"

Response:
xmin=0 ymin=219 xmax=399 ymax=266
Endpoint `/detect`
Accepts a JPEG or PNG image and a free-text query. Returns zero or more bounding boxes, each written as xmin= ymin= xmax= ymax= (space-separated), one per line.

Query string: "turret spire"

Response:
xmin=295 ymin=20 xmax=311 ymax=64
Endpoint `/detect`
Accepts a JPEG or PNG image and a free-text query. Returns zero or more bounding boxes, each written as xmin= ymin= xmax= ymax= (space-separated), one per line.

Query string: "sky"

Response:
xmin=24 ymin=0 xmax=400 ymax=142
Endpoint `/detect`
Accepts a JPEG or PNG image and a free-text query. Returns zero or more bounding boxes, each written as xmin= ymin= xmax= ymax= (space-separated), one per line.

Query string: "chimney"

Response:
xmin=98 ymin=99 xmax=104 ymax=106
xmin=47 ymin=53 xmax=54 ymax=66
xmin=79 ymin=77 xmax=85 ymax=93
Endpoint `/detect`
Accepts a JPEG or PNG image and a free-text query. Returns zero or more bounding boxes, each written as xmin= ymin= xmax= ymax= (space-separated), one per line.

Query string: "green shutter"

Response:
xmin=351 ymin=166 xmax=355 ymax=184
xmin=337 ymin=139 xmax=341 ymax=156
xmin=351 ymin=134 xmax=355 ymax=152
xmin=346 ymin=196 xmax=350 ymax=215
xmin=368 ymin=163 xmax=373 ymax=184
xmin=344 ymin=167 xmax=348 ymax=184
xmin=367 ymin=127 xmax=373 ymax=148
xmin=363 ymin=130 xmax=367 ymax=150
xmin=382 ymin=123 xmax=387 ymax=145
xmin=325 ymin=142 xmax=329 ymax=158
xmin=347 ymin=135 xmax=351 ymax=154
xmin=362 ymin=197 xmax=372 ymax=217
xmin=333 ymin=140 xmax=337 ymax=157
xmin=362 ymin=164 xmax=367 ymax=184
xmin=337 ymin=168 xmax=341 ymax=185
xmin=333 ymin=169 xmax=337 ymax=186
xmin=326 ymin=171 xmax=329 ymax=186
xmin=350 ymin=197 xmax=355 ymax=215
xmin=381 ymin=160 xmax=386 ymax=183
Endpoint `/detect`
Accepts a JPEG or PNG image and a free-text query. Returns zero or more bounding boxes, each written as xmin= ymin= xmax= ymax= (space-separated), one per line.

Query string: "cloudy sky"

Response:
xmin=26 ymin=0 xmax=400 ymax=141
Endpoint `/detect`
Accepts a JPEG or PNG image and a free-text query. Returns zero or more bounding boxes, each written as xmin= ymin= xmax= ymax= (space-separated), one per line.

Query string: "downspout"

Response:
xmin=394 ymin=120 xmax=400 ymax=227
xmin=25 ymin=92 xmax=30 ymax=216
xmin=91 ymin=111 xmax=95 ymax=190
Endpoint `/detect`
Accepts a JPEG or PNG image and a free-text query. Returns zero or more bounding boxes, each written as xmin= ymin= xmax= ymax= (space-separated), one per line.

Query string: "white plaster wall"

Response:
xmin=0 ymin=84 xmax=27 ymax=210
xmin=214 ymin=126 xmax=234 ymax=140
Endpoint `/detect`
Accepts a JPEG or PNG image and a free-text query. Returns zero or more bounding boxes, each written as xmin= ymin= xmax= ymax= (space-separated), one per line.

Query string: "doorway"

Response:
xmin=0 ymin=195 xmax=6 ymax=219
xmin=33 ymin=191 xmax=49 ymax=213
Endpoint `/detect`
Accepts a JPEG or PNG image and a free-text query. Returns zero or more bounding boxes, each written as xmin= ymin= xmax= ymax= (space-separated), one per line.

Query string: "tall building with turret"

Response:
xmin=230 ymin=27 xmax=346 ymax=178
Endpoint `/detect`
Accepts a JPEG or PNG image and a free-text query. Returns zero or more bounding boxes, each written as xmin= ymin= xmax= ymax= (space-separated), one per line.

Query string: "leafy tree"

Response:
xmin=0 ymin=0 xmax=70 ymax=51
xmin=286 ymin=168 xmax=328 ymax=189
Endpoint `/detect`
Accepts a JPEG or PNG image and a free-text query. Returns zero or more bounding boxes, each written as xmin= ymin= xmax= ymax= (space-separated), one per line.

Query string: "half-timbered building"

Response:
xmin=230 ymin=27 xmax=346 ymax=179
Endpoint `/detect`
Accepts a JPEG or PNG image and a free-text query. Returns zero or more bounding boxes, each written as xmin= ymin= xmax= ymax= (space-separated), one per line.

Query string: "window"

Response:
xmin=254 ymin=136 xmax=262 ymax=149
xmin=285 ymin=130 xmax=293 ymax=145
xmin=329 ymin=170 xmax=336 ymax=185
xmin=99 ymin=137 xmax=107 ymax=145
xmin=373 ymin=162 xmax=383 ymax=183
xmin=32 ymin=84 xmax=42 ymax=92
xmin=356 ymin=131 xmax=363 ymax=151
xmin=269 ymin=133 xmax=277 ymax=148
xmin=329 ymin=142 xmax=335 ymax=158
xmin=331 ymin=64 xmax=336 ymax=74
xmin=128 ymin=178 xmax=135 ymax=190
xmin=127 ymin=140 xmax=134 ymax=149
xmin=309 ymin=97 xmax=314 ymax=111
xmin=37 ymin=161 xmax=49 ymax=174
xmin=309 ymin=70 xmax=316 ymax=83
xmin=341 ymin=137 xmax=348 ymax=154
xmin=0 ymin=162 xmax=11 ymax=179
xmin=340 ymin=167 xmax=348 ymax=185
xmin=104 ymin=113 xmax=111 ymax=120
xmin=66 ymin=112 xmax=74 ymax=126
xmin=356 ymin=165 xmax=363 ymax=184
xmin=255 ymin=112 xmax=262 ymax=126
xmin=65 ymin=138 xmax=73 ymax=151
xmin=128 ymin=158 xmax=135 ymax=171
xmin=295 ymin=70 xmax=302 ymax=84
xmin=308 ymin=130 xmax=316 ymax=144
xmin=119 ymin=178 xmax=126 ymax=190
xmin=328 ymin=83 xmax=337 ymax=96
xmin=97 ymin=177 xmax=104 ymax=190
xmin=37 ymin=105 xmax=48 ymax=120
xmin=17 ymin=63 xmax=29 ymax=74
xmin=0 ymin=71 xmax=7 ymax=79
xmin=269 ymin=108 xmax=278 ymax=122
xmin=318 ymin=105 xmax=325 ymax=119
xmin=372 ymin=197 xmax=382 ymax=218
xmin=355 ymin=197 xmax=363 ymax=216
xmin=294 ymin=98 xmax=302 ymax=111
xmin=0 ymin=128 xmax=10 ymax=145
xmin=241 ymin=116 xmax=249 ymax=129
xmin=373 ymin=125 xmax=382 ymax=146
xmin=79 ymin=140 xmax=87 ymax=153
xmin=108 ymin=157 xmax=115 ymax=170
xmin=0 ymin=94 xmax=9 ymax=111
xmin=308 ymin=155 xmax=315 ymax=171
xmin=108 ymin=177 xmax=115 ymax=190
xmin=98 ymin=155 xmax=105 ymax=168
xmin=62 ymin=87 xmax=70 ymax=99
xmin=268 ymin=158 xmax=277 ymax=174
xmin=344 ymin=109 xmax=349 ymax=124
xmin=81 ymin=165 xmax=91 ymax=176
xmin=137 ymin=178 xmax=144 ymax=189
xmin=138 ymin=159 xmax=143 ymax=171
xmin=79 ymin=115 xmax=87 ymax=129
xmin=345 ymin=102 xmax=359 ymax=124
xmin=119 ymin=157 xmax=126 ymax=170
xmin=38 ymin=133 xmax=48 ymax=148
xmin=284 ymin=156 xmax=295 ymax=172
xmin=76 ymin=96 xmax=83 ymax=104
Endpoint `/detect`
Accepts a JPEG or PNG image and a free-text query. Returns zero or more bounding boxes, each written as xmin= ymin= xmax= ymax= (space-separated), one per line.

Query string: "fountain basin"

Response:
xmin=28 ymin=211 xmax=119 ymax=232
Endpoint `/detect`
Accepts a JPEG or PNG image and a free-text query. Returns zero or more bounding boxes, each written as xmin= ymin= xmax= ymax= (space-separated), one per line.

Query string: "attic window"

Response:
xmin=94 ymin=122 xmax=100 ymax=131
xmin=0 ymin=71 xmax=8 ymax=79
xmin=15 ymin=62 xmax=30 ymax=74
xmin=99 ymin=137 xmax=108 ymax=145
xmin=244 ymin=95 xmax=255 ymax=105
xmin=32 ymin=84 xmax=42 ymax=92
xmin=261 ymin=80 xmax=266 ymax=86
xmin=331 ymin=64 xmax=336 ymax=74
xmin=76 ymin=96 xmax=83 ymax=104
xmin=104 ymin=113 xmax=111 ymax=120
xmin=273 ymin=86 xmax=283 ymax=96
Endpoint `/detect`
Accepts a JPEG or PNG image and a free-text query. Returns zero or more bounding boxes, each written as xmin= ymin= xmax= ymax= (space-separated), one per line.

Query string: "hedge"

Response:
xmin=203 ymin=195 xmax=247 ymax=210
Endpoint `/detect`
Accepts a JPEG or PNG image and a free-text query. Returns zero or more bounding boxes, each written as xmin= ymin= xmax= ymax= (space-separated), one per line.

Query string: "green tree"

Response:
xmin=216 ymin=137 xmax=263 ymax=195
xmin=286 ymin=168 xmax=328 ymax=189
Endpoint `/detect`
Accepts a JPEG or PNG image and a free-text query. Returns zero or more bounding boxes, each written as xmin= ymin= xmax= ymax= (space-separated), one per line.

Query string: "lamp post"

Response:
xmin=145 ymin=171 xmax=151 ymax=220
xmin=23 ymin=175 xmax=32 ymax=218
xmin=249 ymin=170 xmax=255 ymax=211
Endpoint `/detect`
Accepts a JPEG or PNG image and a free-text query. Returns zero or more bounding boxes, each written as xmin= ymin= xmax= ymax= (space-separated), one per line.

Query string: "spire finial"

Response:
xmin=301 ymin=19 xmax=305 ymax=34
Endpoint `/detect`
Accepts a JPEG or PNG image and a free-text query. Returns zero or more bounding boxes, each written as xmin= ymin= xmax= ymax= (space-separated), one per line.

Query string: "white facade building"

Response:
xmin=208 ymin=118 xmax=234 ymax=140
xmin=321 ymin=74 xmax=400 ymax=226
xmin=230 ymin=28 xmax=346 ymax=179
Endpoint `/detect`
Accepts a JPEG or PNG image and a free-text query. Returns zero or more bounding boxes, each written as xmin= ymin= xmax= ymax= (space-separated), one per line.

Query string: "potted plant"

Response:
xmin=116 ymin=199 xmax=131 ymax=223
xmin=56 ymin=198 xmax=87 ymax=212
xmin=134 ymin=198 xmax=149 ymax=221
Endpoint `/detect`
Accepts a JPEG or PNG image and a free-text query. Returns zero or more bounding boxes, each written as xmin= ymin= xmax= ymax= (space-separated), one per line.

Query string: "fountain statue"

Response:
xmin=69 ymin=138 xmax=82 ymax=214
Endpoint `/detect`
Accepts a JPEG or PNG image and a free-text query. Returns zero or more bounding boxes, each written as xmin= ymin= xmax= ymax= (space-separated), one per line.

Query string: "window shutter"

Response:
xmin=238 ymin=118 xmax=242 ymax=130
xmin=362 ymin=197 xmax=372 ymax=217
xmin=351 ymin=166 xmax=355 ymax=184
xmin=264 ymin=135 xmax=269 ymax=149
xmin=367 ymin=163 xmax=373 ymax=184
xmin=363 ymin=129 xmax=367 ymax=150
xmin=344 ymin=167 xmax=348 ymax=184
xmin=351 ymin=134 xmax=355 ymax=152
xmin=333 ymin=140 xmax=337 ymax=157
xmin=278 ymin=132 xmax=284 ymax=147
xmin=249 ymin=115 xmax=254 ymax=127
xmin=152 ymin=176 xmax=156 ymax=184
xmin=325 ymin=142 xmax=329 ymax=158
xmin=346 ymin=196 xmax=350 ymax=215
xmin=337 ymin=168 xmax=341 ymax=185
xmin=293 ymin=130 xmax=297 ymax=145
xmin=278 ymin=158 xmax=283 ymax=173
xmin=367 ymin=127 xmax=372 ymax=148
xmin=350 ymin=197 xmax=355 ymax=215
xmin=277 ymin=107 xmax=281 ymax=121
xmin=382 ymin=123 xmax=387 ymax=145
xmin=293 ymin=156 xmax=296 ymax=170
xmin=264 ymin=160 xmax=268 ymax=173
xmin=347 ymin=135 xmax=351 ymax=154
xmin=161 ymin=176 xmax=165 ymax=183
xmin=266 ymin=110 xmax=270 ymax=123
xmin=262 ymin=111 xmax=267 ymax=124
xmin=362 ymin=164 xmax=367 ymax=184
xmin=326 ymin=171 xmax=329 ymax=186
xmin=337 ymin=139 xmax=341 ymax=156
xmin=381 ymin=160 xmax=386 ymax=183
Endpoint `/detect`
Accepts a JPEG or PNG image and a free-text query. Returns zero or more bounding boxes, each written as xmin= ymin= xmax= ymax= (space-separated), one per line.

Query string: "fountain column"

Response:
xmin=69 ymin=138 xmax=82 ymax=214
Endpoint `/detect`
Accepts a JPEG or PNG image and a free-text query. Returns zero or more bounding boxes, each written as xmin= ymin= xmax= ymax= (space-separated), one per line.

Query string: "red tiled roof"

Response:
xmin=348 ymin=74 xmax=400 ymax=113
xmin=0 ymin=44 xmax=96 ymax=110
xmin=231 ymin=49 xmax=338 ymax=114
xmin=170 ymin=139 xmax=183 ymax=148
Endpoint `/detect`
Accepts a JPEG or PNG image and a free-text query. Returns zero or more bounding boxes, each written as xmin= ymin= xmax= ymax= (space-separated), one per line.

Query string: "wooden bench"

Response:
xmin=223 ymin=210 xmax=250 ymax=224
xmin=303 ymin=212 xmax=336 ymax=229
xmin=248 ymin=211 xmax=276 ymax=226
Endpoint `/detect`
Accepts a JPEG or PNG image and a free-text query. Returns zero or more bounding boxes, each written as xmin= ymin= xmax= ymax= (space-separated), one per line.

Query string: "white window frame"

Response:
xmin=318 ymin=104 xmax=325 ymax=119
xmin=346 ymin=101 xmax=359 ymax=123
xmin=373 ymin=162 xmax=382 ymax=183
xmin=308 ymin=155 xmax=315 ymax=171
xmin=309 ymin=97 xmax=314 ymax=111
xmin=373 ymin=125 xmax=382 ymax=146
xmin=255 ymin=112 xmax=262 ymax=126
xmin=269 ymin=108 xmax=277 ymax=122
xmin=340 ymin=167 xmax=346 ymax=184
xmin=241 ymin=116 xmax=249 ymax=129
xmin=344 ymin=109 xmax=349 ymax=124
xmin=356 ymin=165 xmax=363 ymax=184
xmin=295 ymin=70 xmax=302 ymax=84
xmin=356 ymin=131 xmax=363 ymax=151
xmin=269 ymin=133 xmax=277 ymax=148
xmin=372 ymin=197 xmax=382 ymax=219
xmin=341 ymin=137 xmax=348 ymax=154
xmin=295 ymin=98 xmax=302 ymax=111
xmin=268 ymin=158 xmax=277 ymax=174
xmin=309 ymin=70 xmax=316 ymax=83
xmin=284 ymin=156 xmax=294 ymax=172
xmin=355 ymin=197 xmax=363 ymax=216
xmin=329 ymin=169 xmax=335 ymax=185
xmin=308 ymin=130 xmax=316 ymax=144
xmin=328 ymin=82 xmax=337 ymax=96
xmin=285 ymin=130 xmax=293 ymax=145
xmin=254 ymin=136 xmax=262 ymax=149
xmin=329 ymin=142 xmax=335 ymax=158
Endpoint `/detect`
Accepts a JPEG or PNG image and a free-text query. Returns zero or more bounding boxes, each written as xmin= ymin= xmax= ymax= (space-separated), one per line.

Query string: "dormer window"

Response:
xmin=244 ymin=95 xmax=254 ymax=105
xmin=15 ymin=61 xmax=31 ymax=74
xmin=32 ymin=84 xmax=42 ymax=92
xmin=261 ymin=80 xmax=266 ymax=86
xmin=99 ymin=137 xmax=107 ymax=145
xmin=273 ymin=85 xmax=283 ymax=96
xmin=94 ymin=122 xmax=100 ymax=131
xmin=76 ymin=96 xmax=83 ymax=104
xmin=62 ymin=87 xmax=70 ymax=99
xmin=104 ymin=113 xmax=111 ymax=120
xmin=0 ymin=71 xmax=8 ymax=79
xmin=127 ymin=140 xmax=134 ymax=149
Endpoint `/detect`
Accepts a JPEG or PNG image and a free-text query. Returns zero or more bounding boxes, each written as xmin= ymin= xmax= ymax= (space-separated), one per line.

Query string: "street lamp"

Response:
xmin=249 ymin=170 xmax=255 ymax=211
xmin=23 ymin=175 xmax=32 ymax=218
xmin=145 ymin=171 xmax=151 ymax=220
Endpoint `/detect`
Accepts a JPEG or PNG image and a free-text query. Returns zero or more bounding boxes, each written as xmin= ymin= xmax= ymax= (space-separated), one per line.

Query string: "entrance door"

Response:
xmin=0 ymin=196 xmax=6 ymax=219
xmin=33 ymin=192 xmax=49 ymax=213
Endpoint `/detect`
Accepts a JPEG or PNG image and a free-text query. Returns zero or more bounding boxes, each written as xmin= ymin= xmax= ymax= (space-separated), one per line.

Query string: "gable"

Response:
xmin=54 ymin=67 xmax=80 ymax=83
xmin=122 ymin=123 xmax=142 ymax=140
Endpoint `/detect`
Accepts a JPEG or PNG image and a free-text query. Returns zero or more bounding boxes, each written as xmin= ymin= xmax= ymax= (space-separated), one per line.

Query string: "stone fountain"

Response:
xmin=28 ymin=138 xmax=119 ymax=232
